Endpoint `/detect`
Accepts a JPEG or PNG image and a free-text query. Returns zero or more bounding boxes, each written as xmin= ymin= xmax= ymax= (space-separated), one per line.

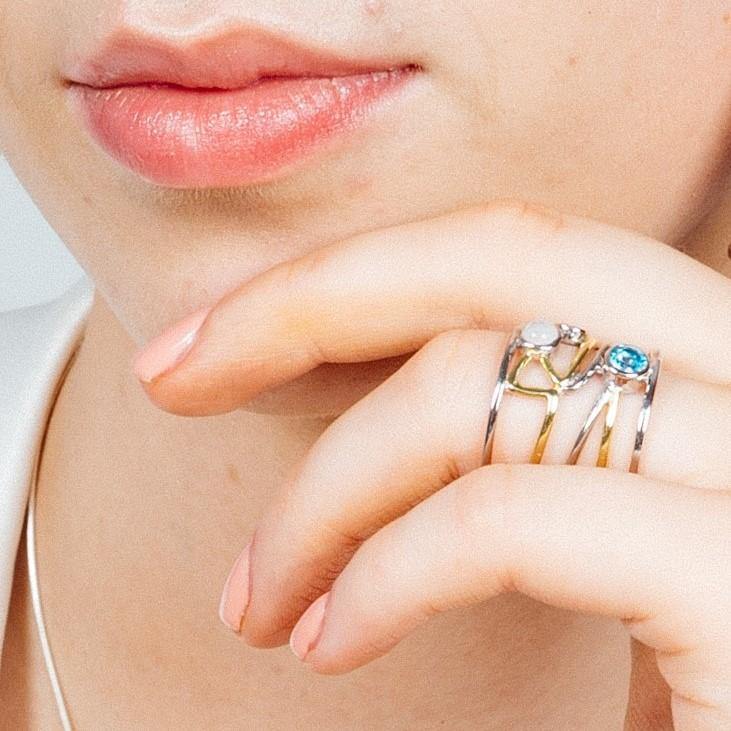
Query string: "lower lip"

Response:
xmin=67 ymin=67 xmax=417 ymax=188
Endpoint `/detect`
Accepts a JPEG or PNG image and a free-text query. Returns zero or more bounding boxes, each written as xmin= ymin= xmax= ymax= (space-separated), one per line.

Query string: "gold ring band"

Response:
xmin=481 ymin=320 xmax=602 ymax=466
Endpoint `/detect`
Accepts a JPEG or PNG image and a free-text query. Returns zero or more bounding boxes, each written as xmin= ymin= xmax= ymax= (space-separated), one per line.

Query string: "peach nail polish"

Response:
xmin=132 ymin=306 xmax=211 ymax=383
xmin=218 ymin=540 xmax=252 ymax=633
xmin=289 ymin=592 xmax=330 ymax=661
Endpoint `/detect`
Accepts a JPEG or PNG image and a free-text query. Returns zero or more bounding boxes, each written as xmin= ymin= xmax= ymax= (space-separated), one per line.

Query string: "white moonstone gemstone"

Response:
xmin=521 ymin=320 xmax=560 ymax=347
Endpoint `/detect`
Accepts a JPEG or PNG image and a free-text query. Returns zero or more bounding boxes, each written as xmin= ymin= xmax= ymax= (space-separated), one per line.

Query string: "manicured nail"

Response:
xmin=289 ymin=592 xmax=330 ymax=662
xmin=218 ymin=540 xmax=252 ymax=633
xmin=132 ymin=306 xmax=211 ymax=383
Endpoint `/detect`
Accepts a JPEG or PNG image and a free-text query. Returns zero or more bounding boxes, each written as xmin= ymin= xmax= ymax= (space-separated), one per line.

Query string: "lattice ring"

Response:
xmin=481 ymin=320 xmax=603 ymax=466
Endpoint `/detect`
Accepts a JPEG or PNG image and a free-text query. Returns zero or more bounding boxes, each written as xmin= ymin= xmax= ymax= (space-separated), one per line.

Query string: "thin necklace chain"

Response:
xmin=27 ymin=453 xmax=73 ymax=730
xmin=25 ymin=343 xmax=83 ymax=731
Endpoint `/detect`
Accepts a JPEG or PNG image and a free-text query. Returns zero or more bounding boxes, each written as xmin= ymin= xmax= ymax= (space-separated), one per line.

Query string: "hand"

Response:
xmin=133 ymin=200 xmax=731 ymax=729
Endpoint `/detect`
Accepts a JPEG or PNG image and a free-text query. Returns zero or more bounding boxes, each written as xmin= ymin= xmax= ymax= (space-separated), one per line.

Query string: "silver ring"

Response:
xmin=567 ymin=343 xmax=661 ymax=472
xmin=481 ymin=320 xmax=603 ymax=466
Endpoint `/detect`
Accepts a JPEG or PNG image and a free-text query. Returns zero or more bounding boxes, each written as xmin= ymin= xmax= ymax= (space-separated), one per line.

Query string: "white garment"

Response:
xmin=0 ymin=276 xmax=93 ymax=668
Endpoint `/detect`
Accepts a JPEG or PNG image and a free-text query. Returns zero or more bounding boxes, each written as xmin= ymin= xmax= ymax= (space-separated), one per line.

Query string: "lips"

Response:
xmin=63 ymin=28 xmax=420 ymax=188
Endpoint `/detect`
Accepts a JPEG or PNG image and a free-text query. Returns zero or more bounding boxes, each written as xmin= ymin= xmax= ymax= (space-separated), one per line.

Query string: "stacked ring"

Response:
xmin=481 ymin=322 xmax=661 ymax=473
xmin=481 ymin=320 xmax=602 ymax=466
xmin=567 ymin=343 xmax=661 ymax=472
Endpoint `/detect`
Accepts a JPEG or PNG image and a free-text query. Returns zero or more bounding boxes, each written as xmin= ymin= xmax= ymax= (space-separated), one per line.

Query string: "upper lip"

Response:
xmin=62 ymin=24 xmax=415 ymax=90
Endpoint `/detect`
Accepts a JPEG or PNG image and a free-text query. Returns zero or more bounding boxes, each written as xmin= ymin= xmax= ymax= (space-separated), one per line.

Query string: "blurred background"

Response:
xmin=0 ymin=155 xmax=84 ymax=312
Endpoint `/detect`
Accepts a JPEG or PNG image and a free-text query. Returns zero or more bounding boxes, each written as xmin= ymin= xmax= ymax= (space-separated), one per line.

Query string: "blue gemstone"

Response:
xmin=607 ymin=344 xmax=649 ymax=375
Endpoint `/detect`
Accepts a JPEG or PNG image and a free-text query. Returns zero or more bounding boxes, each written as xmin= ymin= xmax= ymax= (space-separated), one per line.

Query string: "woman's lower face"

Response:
xmin=1 ymin=0 xmax=730 ymax=415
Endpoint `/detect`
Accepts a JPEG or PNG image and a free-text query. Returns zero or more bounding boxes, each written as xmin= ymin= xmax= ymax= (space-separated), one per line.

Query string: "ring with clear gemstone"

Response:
xmin=482 ymin=320 xmax=602 ymax=466
xmin=484 ymin=321 xmax=661 ymax=475
xmin=519 ymin=320 xmax=561 ymax=349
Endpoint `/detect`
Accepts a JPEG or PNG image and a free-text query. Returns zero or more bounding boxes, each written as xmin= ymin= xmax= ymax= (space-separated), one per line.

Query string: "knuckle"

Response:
xmin=413 ymin=329 xmax=474 ymax=382
xmin=409 ymin=331 xmax=479 ymax=455
xmin=316 ymin=516 xmax=370 ymax=560
xmin=450 ymin=465 xmax=519 ymax=591
xmin=484 ymin=197 xmax=567 ymax=232
xmin=408 ymin=329 xmax=503 ymax=471
xmin=278 ymin=242 xmax=336 ymax=289
xmin=408 ymin=330 xmax=469 ymax=407
xmin=272 ymin=249 xmax=339 ymax=363
xmin=411 ymin=329 xmax=486 ymax=400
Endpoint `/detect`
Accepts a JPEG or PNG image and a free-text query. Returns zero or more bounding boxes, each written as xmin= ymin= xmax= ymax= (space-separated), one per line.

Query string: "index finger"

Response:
xmin=132 ymin=200 xmax=731 ymax=415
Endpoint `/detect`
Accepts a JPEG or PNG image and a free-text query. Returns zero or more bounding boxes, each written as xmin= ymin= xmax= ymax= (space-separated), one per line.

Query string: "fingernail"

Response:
xmin=218 ymin=540 xmax=252 ymax=633
xmin=289 ymin=592 xmax=330 ymax=662
xmin=132 ymin=306 xmax=211 ymax=383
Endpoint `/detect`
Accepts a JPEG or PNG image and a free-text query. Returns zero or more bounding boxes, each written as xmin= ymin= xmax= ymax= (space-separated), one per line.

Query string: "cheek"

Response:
xmin=0 ymin=2 xmax=70 ymax=174
xmin=445 ymin=1 xmax=731 ymax=240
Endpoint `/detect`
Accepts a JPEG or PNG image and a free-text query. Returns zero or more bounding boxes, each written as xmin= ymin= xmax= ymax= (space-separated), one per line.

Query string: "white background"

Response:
xmin=0 ymin=155 xmax=84 ymax=312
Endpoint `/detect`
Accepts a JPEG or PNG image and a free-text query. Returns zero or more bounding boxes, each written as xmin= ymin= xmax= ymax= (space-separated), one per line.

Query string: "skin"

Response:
xmin=0 ymin=1 xmax=730 ymax=728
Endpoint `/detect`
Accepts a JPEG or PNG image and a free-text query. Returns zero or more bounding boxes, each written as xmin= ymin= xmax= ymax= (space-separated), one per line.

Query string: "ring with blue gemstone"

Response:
xmin=567 ymin=342 xmax=661 ymax=472
xmin=606 ymin=344 xmax=650 ymax=378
